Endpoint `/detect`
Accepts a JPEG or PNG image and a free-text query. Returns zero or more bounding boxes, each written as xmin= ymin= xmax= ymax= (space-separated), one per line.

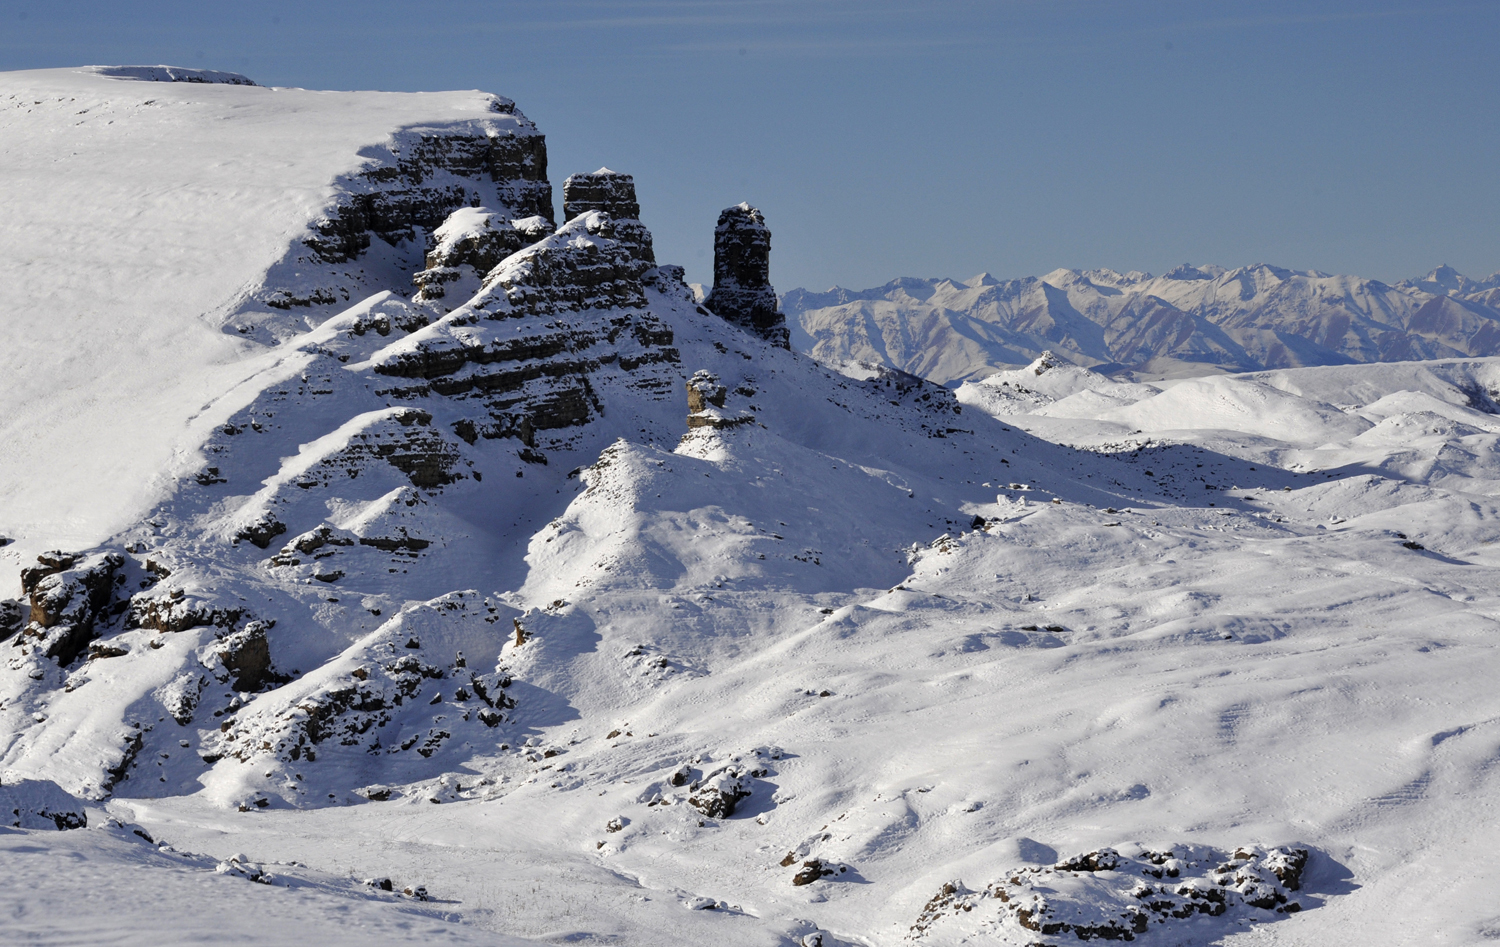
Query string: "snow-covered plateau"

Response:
xmin=2 ymin=66 xmax=1499 ymax=946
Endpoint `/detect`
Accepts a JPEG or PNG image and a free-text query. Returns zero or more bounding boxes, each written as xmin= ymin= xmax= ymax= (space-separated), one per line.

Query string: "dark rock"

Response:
xmin=687 ymin=766 xmax=752 ymax=819
xmin=357 ymin=533 xmax=432 ymax=553
xmin=703 ymin=203 xmax=790 ymax=348
xmin=235 ymin=516 xmax=288 ymax=549
xmin=372 ymin=212 xmax=680 ymax=450
xmin=685 ymin=370 xmax=727 ymax=412
xmin=791 ymin=858 xmax=838 ymax=886
xmin=209 ymin=596 xmax=513 ymax=768
xmin=216 ymin=621 xmax=276 ymax=692
xmin=562 ymin=168 xmax=655 ymax=269
xmin=911 ymin=845 xmax=1314 ymax=942
xmin=302 ymin=118 xmax=553 ymax=267
xmin=0 ymin=777 xmax=89 ymax=830
xmin=129 ymin=592 xmax=246 ymax=635
xmin=0 ymin=599 xmax=24 ymax=644
xmin=1056 ymin=848 xmax=1121 ymax=872
xmin=685 ymin=369 xmax=755 ymax=430
xmin=14 ymin=552 xmax=124 ymax=666
xmin=413 ymin=207 xmax=552 ymax=306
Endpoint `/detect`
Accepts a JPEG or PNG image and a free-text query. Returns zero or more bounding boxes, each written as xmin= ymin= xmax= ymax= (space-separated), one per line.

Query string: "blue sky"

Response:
xmin=3 ymin=1 xmax=1497 ymax=290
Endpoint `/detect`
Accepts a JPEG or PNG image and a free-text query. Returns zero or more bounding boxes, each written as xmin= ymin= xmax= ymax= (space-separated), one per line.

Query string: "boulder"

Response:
xmin=13 ymin=552 xmax=124 ymax=666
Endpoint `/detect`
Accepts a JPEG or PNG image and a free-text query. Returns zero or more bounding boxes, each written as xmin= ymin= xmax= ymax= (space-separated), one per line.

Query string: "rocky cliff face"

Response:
xmin=374 ymin=210 xmax=680 ymax=446
xmin=703 ymin=203 xmax=790 ymax=348
xmin=412 ymin=207 xmax=553 ymax=309
xmin=233 ymin=98 xmax=556 ymax=342
xmin=561 ymin=168 xmax=655 ymax=272
xmin=0 ymin=180 xmax=685 ymax=800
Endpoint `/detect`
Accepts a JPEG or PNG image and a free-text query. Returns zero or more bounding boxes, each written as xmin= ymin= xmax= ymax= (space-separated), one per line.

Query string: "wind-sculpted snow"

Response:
xmin=785 ymin=264 xmax=1500 ymax=383
xmin=6 ymin=68 xmax=1500 ymax=947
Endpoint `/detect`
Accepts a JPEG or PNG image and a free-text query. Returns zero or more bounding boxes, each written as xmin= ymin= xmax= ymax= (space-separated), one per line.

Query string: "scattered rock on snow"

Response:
xmin=0 ymin=776 xmax=89 ymax=829
xmin=908 ymin=845 xmax=1310 ymax=942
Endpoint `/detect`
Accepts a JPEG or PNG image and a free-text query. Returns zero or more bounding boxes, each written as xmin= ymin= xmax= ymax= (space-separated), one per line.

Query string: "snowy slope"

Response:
xmin=4 ymin=67 xmax=1500 ymax=947
xmin=0 ymin=66 xmax=546 ymax=549
xmin=785 ymin=263 xmax=1500 ymax=385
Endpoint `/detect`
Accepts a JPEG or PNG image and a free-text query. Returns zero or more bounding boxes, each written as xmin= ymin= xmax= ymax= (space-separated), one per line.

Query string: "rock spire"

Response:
xmin=562 ymin=168 xmax=654 ymax=271
xmin=703 ymin=203 xmax=789 ymax=348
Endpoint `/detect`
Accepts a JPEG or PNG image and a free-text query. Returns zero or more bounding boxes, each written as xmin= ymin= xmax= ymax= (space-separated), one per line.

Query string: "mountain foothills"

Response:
xmin=783 ymin=264 xmax=1500 ymax=385
xmin=1 ymin=67 xmax=1499 ymax=947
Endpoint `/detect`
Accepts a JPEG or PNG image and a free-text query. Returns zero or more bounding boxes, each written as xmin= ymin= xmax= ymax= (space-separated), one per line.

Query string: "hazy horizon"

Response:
xmin=3 ymin=0 xmax=1495 ymax=291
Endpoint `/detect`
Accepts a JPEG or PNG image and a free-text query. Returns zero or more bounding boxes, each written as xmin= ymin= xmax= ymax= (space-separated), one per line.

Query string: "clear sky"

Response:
xmin=3 ymin=0 xmax=1497 ymax=291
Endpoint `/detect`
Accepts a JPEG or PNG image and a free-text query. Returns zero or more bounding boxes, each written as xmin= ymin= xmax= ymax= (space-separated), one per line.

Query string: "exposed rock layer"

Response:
xmin=704 ymin=203 xmax=790 ymax=348
xmin=562 ymin=169 xmax=655 ymax=271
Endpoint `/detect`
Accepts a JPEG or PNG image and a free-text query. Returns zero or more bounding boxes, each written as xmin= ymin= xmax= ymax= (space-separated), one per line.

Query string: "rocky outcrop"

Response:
xmin=372 ymin=211 xmax=680 ymax=447
xmin=686 ymin=765 xmax=753 ymax=818
xmin=412 ymin=207 xmax=552 ymax=306
xmin=561 ymin=169 xmax=655 ymax=270
xmin=13 ymin=552 xmax=124 ymax=666
xmin=0 ymin=598 xmax=24 ymax=643
xmin=302 ymin=110 xmax=553 ymax=267
xmin=685 ymin=370 xmax=755 ymax=430
xmin=242 ymin=100 xmax=556 ymax=332
xmin=703 ymin=203 xmax=790 ymax=348
xmin=205 ymin=593 xmax=515 ymax=779
xmin=908 ymin=845 xmax=1311 ymax=943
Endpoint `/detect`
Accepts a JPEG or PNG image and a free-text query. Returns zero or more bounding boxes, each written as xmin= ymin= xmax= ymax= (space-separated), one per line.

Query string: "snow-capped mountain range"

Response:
xmin=3 ymin=66 xmax=1500 ymax=947
xmin=783 ymin=263 xmax=1500 ymax=385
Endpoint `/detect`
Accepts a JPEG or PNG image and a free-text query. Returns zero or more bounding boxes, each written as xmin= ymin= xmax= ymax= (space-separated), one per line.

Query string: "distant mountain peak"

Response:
xmin=786 ymin=260 xmax=1500 ymax=384
xmin=1162 ymin=263 xmax=1226 ymax=281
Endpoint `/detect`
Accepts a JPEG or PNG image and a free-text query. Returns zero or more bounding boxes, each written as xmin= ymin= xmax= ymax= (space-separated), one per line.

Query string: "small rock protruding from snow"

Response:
xmin=909 ymin=845 xmax=1310 ymax=943
xmin=686 ymin=369 xmax=755 ymax=430
xmin=0 ymin=777 xmax=88 ymax=830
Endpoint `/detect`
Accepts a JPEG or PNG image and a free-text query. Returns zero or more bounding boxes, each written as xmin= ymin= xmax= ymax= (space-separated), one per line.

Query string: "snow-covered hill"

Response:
xmin=784 ymin=263 xmax=1500 ymax=385
xmin=3 ymin=67 xmax=1500 ymax=947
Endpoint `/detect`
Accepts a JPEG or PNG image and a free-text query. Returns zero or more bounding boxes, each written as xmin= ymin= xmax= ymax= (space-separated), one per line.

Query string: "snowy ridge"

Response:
xmin=784 ymin=263 xmax=1500 ymax=384
xmin=83 ymin=64 xmax=259 ymax=85
xmin=2 ymin=67 xmax=1500 ymax=946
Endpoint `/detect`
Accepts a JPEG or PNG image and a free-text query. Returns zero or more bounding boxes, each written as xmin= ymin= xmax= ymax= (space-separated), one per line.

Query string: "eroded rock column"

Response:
xmin=703 ymin=203 xmax=790 ymax=348
xmin=562 ymin=168 xmax=655 ymax=271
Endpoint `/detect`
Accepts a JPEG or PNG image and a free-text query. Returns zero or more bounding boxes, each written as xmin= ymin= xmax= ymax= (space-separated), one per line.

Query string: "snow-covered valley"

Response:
xmin=2 ymin=67 xmax=1500 ymax=946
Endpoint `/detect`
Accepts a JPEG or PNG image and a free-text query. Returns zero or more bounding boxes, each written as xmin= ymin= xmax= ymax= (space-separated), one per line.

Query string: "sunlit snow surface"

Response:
xmin=2 ymin=69 xmax=1500 ymax=947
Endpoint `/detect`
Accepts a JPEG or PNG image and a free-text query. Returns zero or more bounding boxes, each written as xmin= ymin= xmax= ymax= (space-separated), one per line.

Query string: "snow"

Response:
xmin=0 ymin=67 xmax=522 ymax=550
xmin=783 ymin=263 xmax=1500 ymax=385
xmin=4 ymin=67 xmax=1500 ymax=947
xmin=83 ymin=64 xmax=259 ymax=85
